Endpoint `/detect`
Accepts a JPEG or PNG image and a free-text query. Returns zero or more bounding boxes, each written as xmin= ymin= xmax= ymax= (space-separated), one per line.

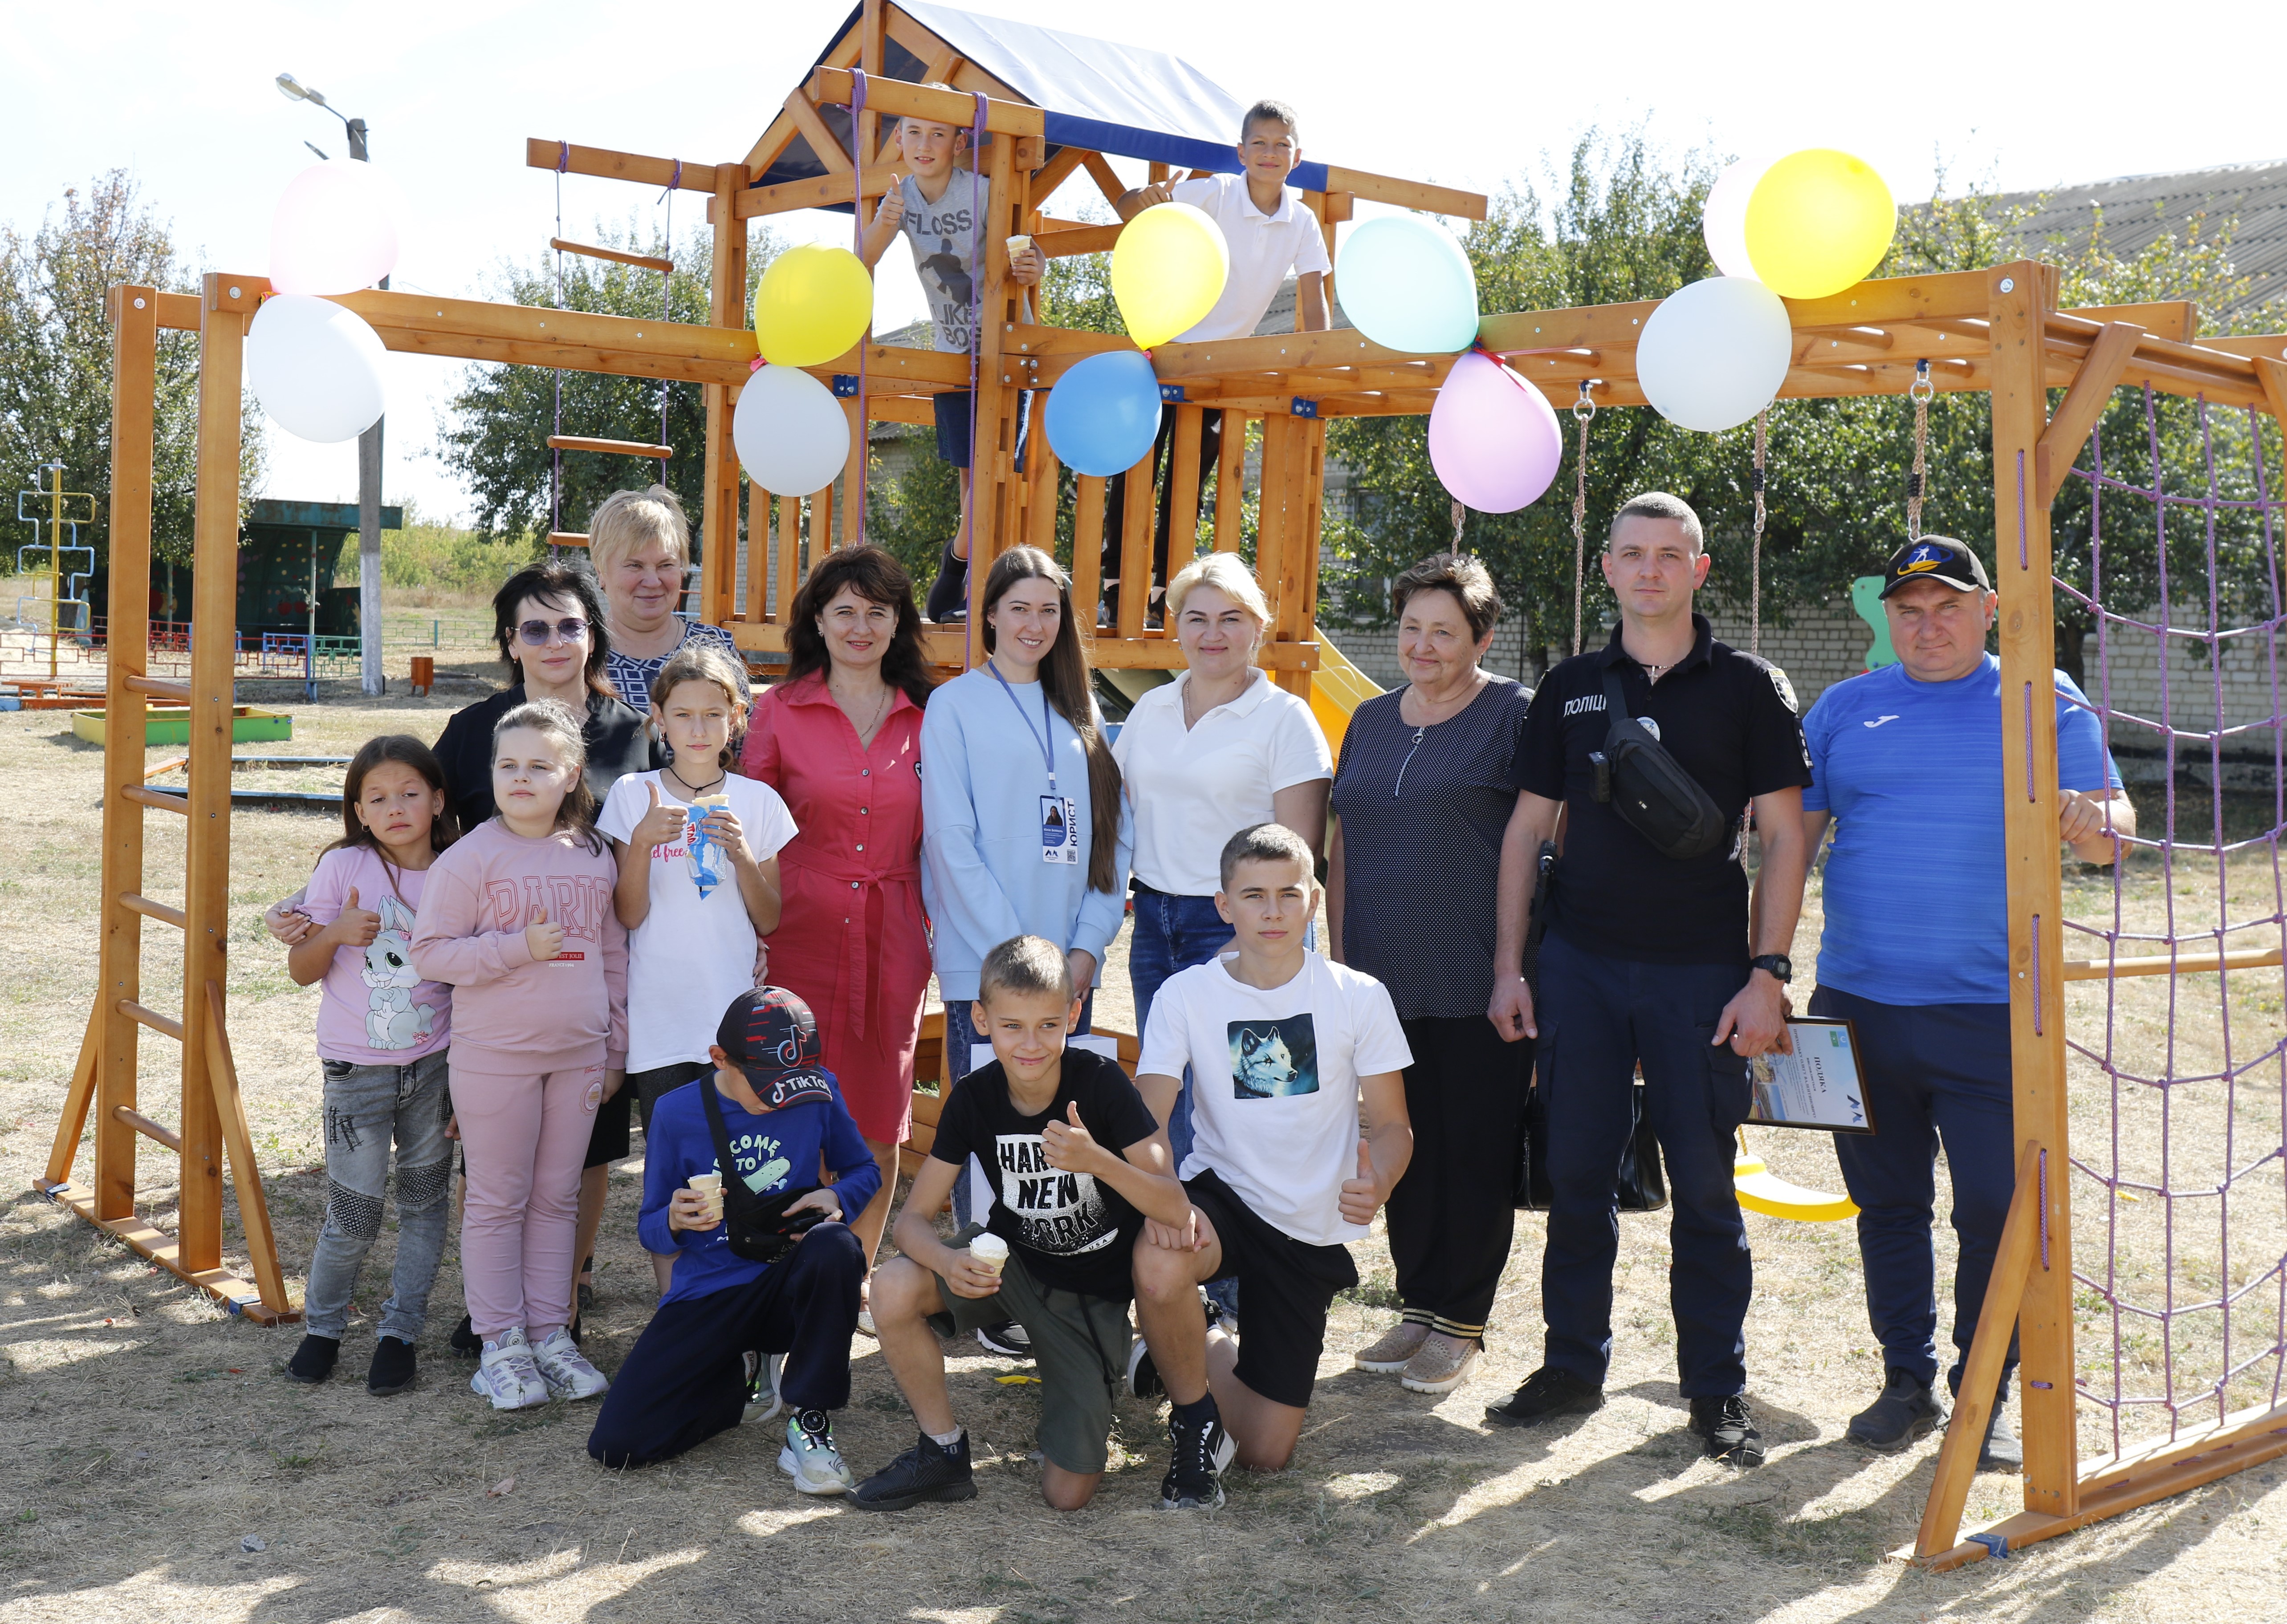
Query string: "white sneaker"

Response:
xmin=529 ymin=1326 xmax=610 ymax=1401
xmin=743 ymin=1351 xmax=784 ymax=1424
xmin=779 ymin=1408 xmax=856 ymax=1495
xmin=469 ymin=1326 xmax=549 ymax=1411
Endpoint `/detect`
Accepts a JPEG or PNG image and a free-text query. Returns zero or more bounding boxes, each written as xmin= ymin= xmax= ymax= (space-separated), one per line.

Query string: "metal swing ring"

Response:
xmin=1909 ymin=358 xmax=1934 ymax=403
xmin=1573 ymin=380 xmax=1599 ymax=424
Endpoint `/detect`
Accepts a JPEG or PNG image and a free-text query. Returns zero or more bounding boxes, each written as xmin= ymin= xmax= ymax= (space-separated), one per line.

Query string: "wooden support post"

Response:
xmin=1255 ymin=410 xmax=1294 ymax=631
xmin=775 ymin=490 xmax=802 ymax=617
xmin=840 ymin=396 xmax=867 ymax=547
xmin=2254 ymin=356 xmax=2287 ymax=430
xmin=1116 ymin=443 xmax=1156 ymax=641
xmin=963 ymin=120 xmax=1027 ymax=668
xmin=747 ymin=495 xmax=770 ymax=625
xmin=1025 ymin=433 xmax=1061 ymax=556
xmin=202 ymin=983 xmax=289 ymax=1314
xmin=2035 ymin=321 xmax=2142 ymax=505
xmin=810 ymin=480 xmax=834 ymax=565
xmin=44 ymin=1004 xmax=101 ymax=1193
xmin=1071 ymin=475 xmax=1106 ymax=629
xmin=1167 ymin=406 xmax=1204 ymax=563
xmin=1213 ymin=411 xmax=1248 ymax=553
xmin=179 ymin=274 xmax=252 ymax=1277
xmin=702 ymin=159 xmax=749 ymax=626
xmin=1988 ymin=260 xmax=2078 ymax=1520
xmin=1916 ymin=1140 xmax=2044 ymax=1559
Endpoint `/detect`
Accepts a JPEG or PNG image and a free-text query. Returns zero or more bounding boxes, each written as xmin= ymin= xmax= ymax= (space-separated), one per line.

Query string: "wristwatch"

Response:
xmin=1750 ymin=954 xmax=1793 ymax=983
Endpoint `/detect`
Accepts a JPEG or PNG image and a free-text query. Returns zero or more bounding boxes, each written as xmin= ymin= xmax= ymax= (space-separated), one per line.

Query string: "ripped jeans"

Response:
xmin=304 ymin=1051 xmax=454 ymax=1342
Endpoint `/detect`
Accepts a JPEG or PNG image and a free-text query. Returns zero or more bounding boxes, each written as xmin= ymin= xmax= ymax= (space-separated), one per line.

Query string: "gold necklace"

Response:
xmin=834 ymin=677 xmax=892 ymax=741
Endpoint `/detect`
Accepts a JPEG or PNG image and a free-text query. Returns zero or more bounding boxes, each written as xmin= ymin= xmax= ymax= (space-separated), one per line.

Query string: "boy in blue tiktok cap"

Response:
xmin=588 ymin=987 xmax=877 ymax=1492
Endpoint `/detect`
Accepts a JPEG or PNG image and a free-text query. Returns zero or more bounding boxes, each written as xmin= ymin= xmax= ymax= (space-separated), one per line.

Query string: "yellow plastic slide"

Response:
xmin=1307 ymin=630 xmax=1384 ymax=759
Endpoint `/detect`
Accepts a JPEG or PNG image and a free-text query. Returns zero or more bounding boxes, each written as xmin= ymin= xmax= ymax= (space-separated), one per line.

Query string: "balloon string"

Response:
xmin=961 ymin=91 xmax=985 ymax=600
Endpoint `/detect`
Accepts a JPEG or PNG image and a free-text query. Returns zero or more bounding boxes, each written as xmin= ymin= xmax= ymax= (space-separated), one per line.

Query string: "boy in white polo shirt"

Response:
xmin=1129 ymin=823 xmax=1413 ymax=1509
xmin=1106 ymin=99 xmax=1331 ymax=614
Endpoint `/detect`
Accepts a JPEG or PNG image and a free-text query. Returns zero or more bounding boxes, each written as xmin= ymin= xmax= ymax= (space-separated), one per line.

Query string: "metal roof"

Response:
xmin=1994 ymin=158 xmax=2287 ymax=321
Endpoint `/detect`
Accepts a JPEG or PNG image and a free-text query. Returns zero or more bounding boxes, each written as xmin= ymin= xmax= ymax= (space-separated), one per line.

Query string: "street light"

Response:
xmin=277 ymin=70 xmax=386 ymax=695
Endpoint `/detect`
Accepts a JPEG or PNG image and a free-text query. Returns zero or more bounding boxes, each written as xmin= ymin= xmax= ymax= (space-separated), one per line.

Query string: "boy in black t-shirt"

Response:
xmin=851 ymin=936 xmax=1189 ymax=1512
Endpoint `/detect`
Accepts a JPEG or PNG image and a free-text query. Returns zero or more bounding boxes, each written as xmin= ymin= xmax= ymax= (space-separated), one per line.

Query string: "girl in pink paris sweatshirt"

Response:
xmin=412 ymin=700 xmax=627 ymax=1412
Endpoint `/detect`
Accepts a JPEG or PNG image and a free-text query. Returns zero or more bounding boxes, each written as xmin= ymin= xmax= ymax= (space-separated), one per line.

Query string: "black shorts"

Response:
xmin=933 ymin=387 xmax=1033 ymax=471
xmin=631 ymin=1061 xmax=711 ymax=1136
xmin=1186 ymin=1167 xmax=1358 ymax=1409
xmin=585 ymin=1082 xmax=632 ymax=1169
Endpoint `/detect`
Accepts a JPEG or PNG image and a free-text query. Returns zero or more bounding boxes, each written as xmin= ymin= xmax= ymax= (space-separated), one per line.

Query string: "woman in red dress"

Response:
xmin=741 ymin=545 xmax=934 ymax=1313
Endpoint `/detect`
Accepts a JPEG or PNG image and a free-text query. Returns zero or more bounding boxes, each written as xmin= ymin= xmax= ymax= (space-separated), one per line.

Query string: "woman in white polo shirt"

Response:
xmin=1112 ymin=553 xmax=1332 ymax=1166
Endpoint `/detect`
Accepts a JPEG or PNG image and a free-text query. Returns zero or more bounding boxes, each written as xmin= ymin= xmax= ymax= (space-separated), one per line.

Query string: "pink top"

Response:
xmin=409 ymin=818 xmax=629 ymax=1073
xmin=304 ymin=845 xmax=451 ymax=1065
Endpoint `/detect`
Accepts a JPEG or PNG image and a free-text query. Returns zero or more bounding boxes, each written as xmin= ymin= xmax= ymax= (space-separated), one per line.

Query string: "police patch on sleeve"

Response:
xmin=1766 ymin=664 xmax=1799 ymax=715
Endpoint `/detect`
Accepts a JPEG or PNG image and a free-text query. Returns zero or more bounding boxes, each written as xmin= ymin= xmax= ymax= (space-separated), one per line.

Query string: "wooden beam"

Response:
xmin=1031 ymin=145 xmax=1089 ymax=204
xmin=2064 ymin=300 xmax=2195 ymax=341
xmin=549 ymin=238 xmax=672 ymax=274
xmin=1037 ymin=222 xmax=1121 ymax=258
xmin=2201 ymin=334 xmax=2287 ymax=365
xmin=120 ymin=893 xmax=187 ymax=930
xmin=115 ymin=1105 xmax=181 ymax=1155
xmin=43 ymin=1004 xmax=101 ymax=1198
xmin=1116 ymin=442 xmax=1155 ymax=640
xmin=1083 ymin=152 xmax=1127 ymax=211
xmin=124 ymin=672 xmax=190 ymax=701
xmin=809 ymin=67 xmax=1043 ymax=139
xmin=522 ymin=138 xmax=720 ymax=193
xmin=202 ymin=979 xmax=289 ymax=1313
xmin=1166 ymin=406 xmax=1204 ymax=562
xmin=781 ymin=89 xmax=854 ymax=175
xmin=1916 ymin=1141 xmax=2043 ymax=1558
xmin=547 ymin=434 xmax=674 ymax=459
xmin=337 ymin=288 xmax=755 ymax=378
xmin=703 ymin=153 xmax=748 ymax=629
xmin=1070 ymin=475 xmax=1106 ymax=629
xmin=121 ymin=785 xmax=189 ymax=815
xmin=121 ymin=999 xmax=183 ymax=1043
xmin=722 ymin=163 xmax=903 ymax=222
xmin=1213 ymin=410 xmax=1248 ymax=553
xmin=545 ymin=532 xmax=590 ymax=548
xmin=2257 ymin=357 xmax=2287 ymax=428
xmin=1316 ymin=165 xmax=1486 ymax=222
xmin=2035 ymin=322 xmax=2143 ymax=505
xmin=42 ymin=1181 xmax=291 ymax=1324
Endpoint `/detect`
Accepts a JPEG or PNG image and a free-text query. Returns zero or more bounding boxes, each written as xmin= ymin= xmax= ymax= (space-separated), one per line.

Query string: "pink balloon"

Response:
xmin=1428 ymin=351 xmax=1565 ymax=514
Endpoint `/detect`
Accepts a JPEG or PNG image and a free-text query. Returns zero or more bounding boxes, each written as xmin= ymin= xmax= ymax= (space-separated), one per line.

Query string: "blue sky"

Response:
xmin=9 ymin=0 xmax=2284 ymax=523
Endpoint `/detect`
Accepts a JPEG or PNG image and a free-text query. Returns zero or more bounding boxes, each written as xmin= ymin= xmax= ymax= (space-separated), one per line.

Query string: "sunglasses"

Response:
xmin=515 ymin=617 xmax=590 ymax=646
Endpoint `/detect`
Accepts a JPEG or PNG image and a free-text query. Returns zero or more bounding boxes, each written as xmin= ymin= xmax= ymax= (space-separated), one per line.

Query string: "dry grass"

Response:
xmin=0 ymin=685 xmax=2282 ymax=1624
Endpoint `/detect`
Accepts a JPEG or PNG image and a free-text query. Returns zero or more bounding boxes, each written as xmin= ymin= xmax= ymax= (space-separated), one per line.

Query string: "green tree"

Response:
xmin=0 ymin=171 xmax=265 ymax=572
xmin=435 ymin=219 xmax=777 ymax=543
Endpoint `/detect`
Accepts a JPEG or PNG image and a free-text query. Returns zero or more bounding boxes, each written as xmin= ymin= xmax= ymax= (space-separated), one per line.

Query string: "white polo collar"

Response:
xmin=1170 ymin=665 xmax=1273 ymax=722
xmin=1222 ymin=171 xmax=1301 ymax=227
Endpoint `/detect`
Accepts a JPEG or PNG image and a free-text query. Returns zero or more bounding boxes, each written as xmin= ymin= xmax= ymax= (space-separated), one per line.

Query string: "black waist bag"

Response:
xmin=1590 ymin=668 xmax=1726 ymax=860
xmin=700 ymin=1079 xmax=827 ymax=1264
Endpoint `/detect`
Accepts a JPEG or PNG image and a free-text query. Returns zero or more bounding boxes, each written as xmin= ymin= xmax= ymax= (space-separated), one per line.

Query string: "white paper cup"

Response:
xmin=688 ymin=1173 xmax=724 ymax=1223
xmin=1005 ymin=234 xmax=1033 ymax=261
xmin=967 ymin=1232 xmax=1009 ymax=1275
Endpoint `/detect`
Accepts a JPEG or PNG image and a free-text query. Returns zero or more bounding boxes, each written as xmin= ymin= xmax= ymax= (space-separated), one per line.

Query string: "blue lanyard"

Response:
xmin=987 ymin=660 xmax=1058 ymax=794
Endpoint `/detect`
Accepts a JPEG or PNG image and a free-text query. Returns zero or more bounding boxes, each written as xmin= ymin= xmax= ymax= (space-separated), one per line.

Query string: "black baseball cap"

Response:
xmin=716 ymin=986 xmax=834 ymax=1108
xmin=1880 ymin=535 xmax=1992 ymax=598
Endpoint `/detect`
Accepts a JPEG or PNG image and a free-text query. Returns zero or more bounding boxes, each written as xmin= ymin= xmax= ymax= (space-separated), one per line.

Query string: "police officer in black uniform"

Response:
xmin=1482 ymin=491 xmax=1813 ymax=1467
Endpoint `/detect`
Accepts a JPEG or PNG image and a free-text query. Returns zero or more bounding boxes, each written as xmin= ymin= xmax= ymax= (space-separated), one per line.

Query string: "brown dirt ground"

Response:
xmin=0 ymin=670 xmax=2281 ymax=1624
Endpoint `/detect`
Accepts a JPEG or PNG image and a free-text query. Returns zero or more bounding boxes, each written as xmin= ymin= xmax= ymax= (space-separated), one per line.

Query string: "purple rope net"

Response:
xmin=2055 ymin=386 xmax=2287 ymax=1460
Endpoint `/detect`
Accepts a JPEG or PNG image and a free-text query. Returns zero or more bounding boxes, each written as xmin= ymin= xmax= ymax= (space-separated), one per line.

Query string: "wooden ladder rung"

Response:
xmin=124 ymin=673 xmax=192 ymax=701
xmin=549 ymin=237 xmax=673 ymax=274
xmin=122 ymin=786 xmax=188 ymax=814
xmin=547 ymin=434 xmax=673 ymax=459
xmin=546 ymin=532 xmax=591 ymax=548
xmin=118 ymin=999 xmax=183 ymax=1042
xmin=120 ymin=892 xmax=187 ymax=929
xmin=114 ymin=1104 xmax=182 ymax=1154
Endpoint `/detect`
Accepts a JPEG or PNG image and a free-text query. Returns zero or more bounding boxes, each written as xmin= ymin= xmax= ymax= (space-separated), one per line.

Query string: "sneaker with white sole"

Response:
xmin=1160 ymin=1402 xmax=1237 ymax=1510
xmin=1400 ymin=1332 xmax=1479 ymax=1396
xmin=743 ymin=1351 xmax=784 ymax=1424
xmin=529 ymin=1326 xmax=609 ymax=1401
xmin=974 ymin=1320 xmax=1031 ymax=1359
xmin=780 ymin=1408 xmax=856 ymax=1495
xmin=1353 ymin=1319 xmax=1431 ymax=1374
xmin=1126 ymin=1335 xmax=1164 ymax=1400
xmin=469 ymin=1327 xmax=549 ymax=1411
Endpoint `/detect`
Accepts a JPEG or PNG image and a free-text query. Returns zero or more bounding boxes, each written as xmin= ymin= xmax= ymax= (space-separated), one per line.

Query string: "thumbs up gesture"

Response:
xmin=329 ymin=885 xmax=381 ymax=948
xmin=631 ymin=780 xmax=687 ymax=853
xmin=524 ymin=904 xmax=566 ymax=962
xmin=1339 ymin=1137 xmax=1384 ymax=1226
xmin=1040 ymin=1098 xmax=1101 ymax=1173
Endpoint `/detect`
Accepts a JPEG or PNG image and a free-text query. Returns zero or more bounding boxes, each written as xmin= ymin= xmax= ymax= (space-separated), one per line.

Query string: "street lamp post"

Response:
xmin=278 ymin=72 xmax=387 ymax=696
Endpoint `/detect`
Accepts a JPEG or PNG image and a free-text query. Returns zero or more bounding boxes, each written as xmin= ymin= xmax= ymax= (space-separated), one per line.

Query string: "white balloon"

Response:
xmin=1635 ymin=276 xmax=1793 ymax=434
xmin=244 ymin=294 xmax=387 ymax=443
xmin=269 ymin=159 xmax=407 ymax=296
xmin=1703 ymin=155 xmax=1776 ymax=281
xmin=733 ymin=364 xmax=851 ymax=495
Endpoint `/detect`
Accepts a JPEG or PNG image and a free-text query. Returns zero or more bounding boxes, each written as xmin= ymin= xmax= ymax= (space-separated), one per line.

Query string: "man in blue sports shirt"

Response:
xmin=1800 ymin=536 xmax=2134 ymax=1470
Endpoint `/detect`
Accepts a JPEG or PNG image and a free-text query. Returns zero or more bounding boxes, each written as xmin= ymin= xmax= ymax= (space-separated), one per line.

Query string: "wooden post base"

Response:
xmin=36 ymin=1179 xmax=298 ymax=1326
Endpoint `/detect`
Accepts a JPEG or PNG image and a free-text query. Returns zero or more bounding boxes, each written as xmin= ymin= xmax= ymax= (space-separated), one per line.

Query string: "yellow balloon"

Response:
xmin=753 ymin=243 xmax=874 ymax=367
xmin=1111 ymin=202 xmax=1229 ymax=349
xmin=1742 ymin=149 xmax=1896 ymax=300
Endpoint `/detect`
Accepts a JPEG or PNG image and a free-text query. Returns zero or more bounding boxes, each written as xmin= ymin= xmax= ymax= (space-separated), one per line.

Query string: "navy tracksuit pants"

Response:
xmin=1536 ymin=931 xmax=1756 ymax=1398
xmin=588 ymin=1222 xmax=863 ymax=1468
xmin=1810 ymin=985 xmax=2019 ymax=1401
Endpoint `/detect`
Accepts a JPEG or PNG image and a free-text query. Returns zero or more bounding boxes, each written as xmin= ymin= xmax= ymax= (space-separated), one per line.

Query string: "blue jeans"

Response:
xmin=1535 ymin=931 xmax=1755 ymax=1398
xmin=1811 ymin=984 xmax=2018 ymax=1401
xmin=1127 ymin=885 xmax=1238 ymax=1168
xmin=945 ymin=989 xmax=1092 ymax=1227
xmin=304 ymin=1051 xmax=454 ymax=1342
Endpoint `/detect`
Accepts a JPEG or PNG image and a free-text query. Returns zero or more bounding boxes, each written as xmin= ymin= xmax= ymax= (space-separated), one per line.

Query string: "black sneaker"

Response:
xmin=975 ymin=1320 xmax=1032 ymax=1359
xmin=1483 ymin=1366 xmax=1604 ymax=1428
xmin=449 ymin=1314 xmax=482 ymax=1357
xmin=1127 ymin=1336 xmax=1164 ymax=1400
xmin=1689 ymin=1395 xmax=1766 ymax=1467
xmin=285 ymin=1333 xmax=340 ymax=1384
xmin=1159 ymin=1405 xmax=1236 ymax=1510
xmin=1848 ymin=1369 xmax=1944 ymax=1452
xmin=366 ymin=1336 xmax=417 ymax=1396
xmin=850 ymin=1431 xmax=978 ymax=1510
xmin=1976 ymin=1408 xmax=2023 ymax=1473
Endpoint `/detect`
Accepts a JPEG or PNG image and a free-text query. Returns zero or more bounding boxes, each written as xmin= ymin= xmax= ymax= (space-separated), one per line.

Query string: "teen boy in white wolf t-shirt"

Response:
xmin=1131 ymin=823 xmax=1413 ymax=1509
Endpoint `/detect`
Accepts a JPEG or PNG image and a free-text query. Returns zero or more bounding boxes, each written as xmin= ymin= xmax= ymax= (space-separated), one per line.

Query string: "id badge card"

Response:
xmin=1039 ymin=794 xmax=1079 ymax=864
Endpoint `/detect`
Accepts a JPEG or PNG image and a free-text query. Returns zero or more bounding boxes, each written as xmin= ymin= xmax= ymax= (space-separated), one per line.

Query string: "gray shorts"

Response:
xmin=928 ymin=1236 xmax=1132 ymax=1474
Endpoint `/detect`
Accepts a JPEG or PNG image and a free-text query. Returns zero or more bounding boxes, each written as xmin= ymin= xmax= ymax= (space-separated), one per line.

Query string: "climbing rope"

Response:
xmin=850 ymin=69 xmax=871 ymax=548
xmin=1907 ymin=357 xmax=1933 ymax=541
xmin=552 ymin=142 xmax=569 ymax=546
xmin=1569 ymin=381 xmax=1597 ymax=656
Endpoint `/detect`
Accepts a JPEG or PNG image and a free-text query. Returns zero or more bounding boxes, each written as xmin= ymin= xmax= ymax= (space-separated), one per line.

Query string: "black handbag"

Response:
xmin=1590 ymin=668 xmax=1727 ymax=860
xmin=1514 ymin=1079 xmax=1668 ymax=1214
xmin=699 ymin=1077 xmax=828 ymax=1264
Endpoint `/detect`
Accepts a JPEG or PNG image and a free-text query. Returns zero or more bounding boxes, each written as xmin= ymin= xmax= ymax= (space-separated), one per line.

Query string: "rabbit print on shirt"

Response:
xmin=363 ymin=895 xmax=436 ymax=1051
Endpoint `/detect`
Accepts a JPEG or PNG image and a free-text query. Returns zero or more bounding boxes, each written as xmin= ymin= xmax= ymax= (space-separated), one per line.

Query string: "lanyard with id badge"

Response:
xmin=989 ymin=660 xmax=1080 ymax=865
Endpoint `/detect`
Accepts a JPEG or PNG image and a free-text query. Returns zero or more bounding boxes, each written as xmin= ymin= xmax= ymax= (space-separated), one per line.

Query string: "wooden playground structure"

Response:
xmin=37 ymin=0 xmax=2287 ymax=1574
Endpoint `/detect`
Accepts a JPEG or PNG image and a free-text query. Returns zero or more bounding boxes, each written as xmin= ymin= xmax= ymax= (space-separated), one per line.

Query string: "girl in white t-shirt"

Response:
xmin=597 ymin=644 xmax=797 ymax=1291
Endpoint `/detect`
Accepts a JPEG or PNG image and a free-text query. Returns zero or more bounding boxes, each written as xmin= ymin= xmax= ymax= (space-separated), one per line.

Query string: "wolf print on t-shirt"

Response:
xmin=1229 ymin=1015 xmax=1319 ymax=1099
xmin=993 ymin=1133 xmax=1115 ymax=1255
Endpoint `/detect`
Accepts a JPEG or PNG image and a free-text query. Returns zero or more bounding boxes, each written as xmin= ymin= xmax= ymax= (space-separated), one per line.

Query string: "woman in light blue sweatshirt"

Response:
xmin=921 ymin=546 xmax=1132 ymax=1079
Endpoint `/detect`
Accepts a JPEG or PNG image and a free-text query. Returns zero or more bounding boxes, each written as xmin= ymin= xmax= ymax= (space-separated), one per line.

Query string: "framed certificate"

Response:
xmin=1746 ymin=1018 xmax=1876 ymax=1134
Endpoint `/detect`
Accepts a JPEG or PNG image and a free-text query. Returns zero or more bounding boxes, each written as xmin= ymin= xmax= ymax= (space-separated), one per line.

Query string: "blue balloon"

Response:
xmin=1044 ymin=351 xmax=1162 ymax=477
xmin=1335 ymin=215 xmax=1479 ymax=354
